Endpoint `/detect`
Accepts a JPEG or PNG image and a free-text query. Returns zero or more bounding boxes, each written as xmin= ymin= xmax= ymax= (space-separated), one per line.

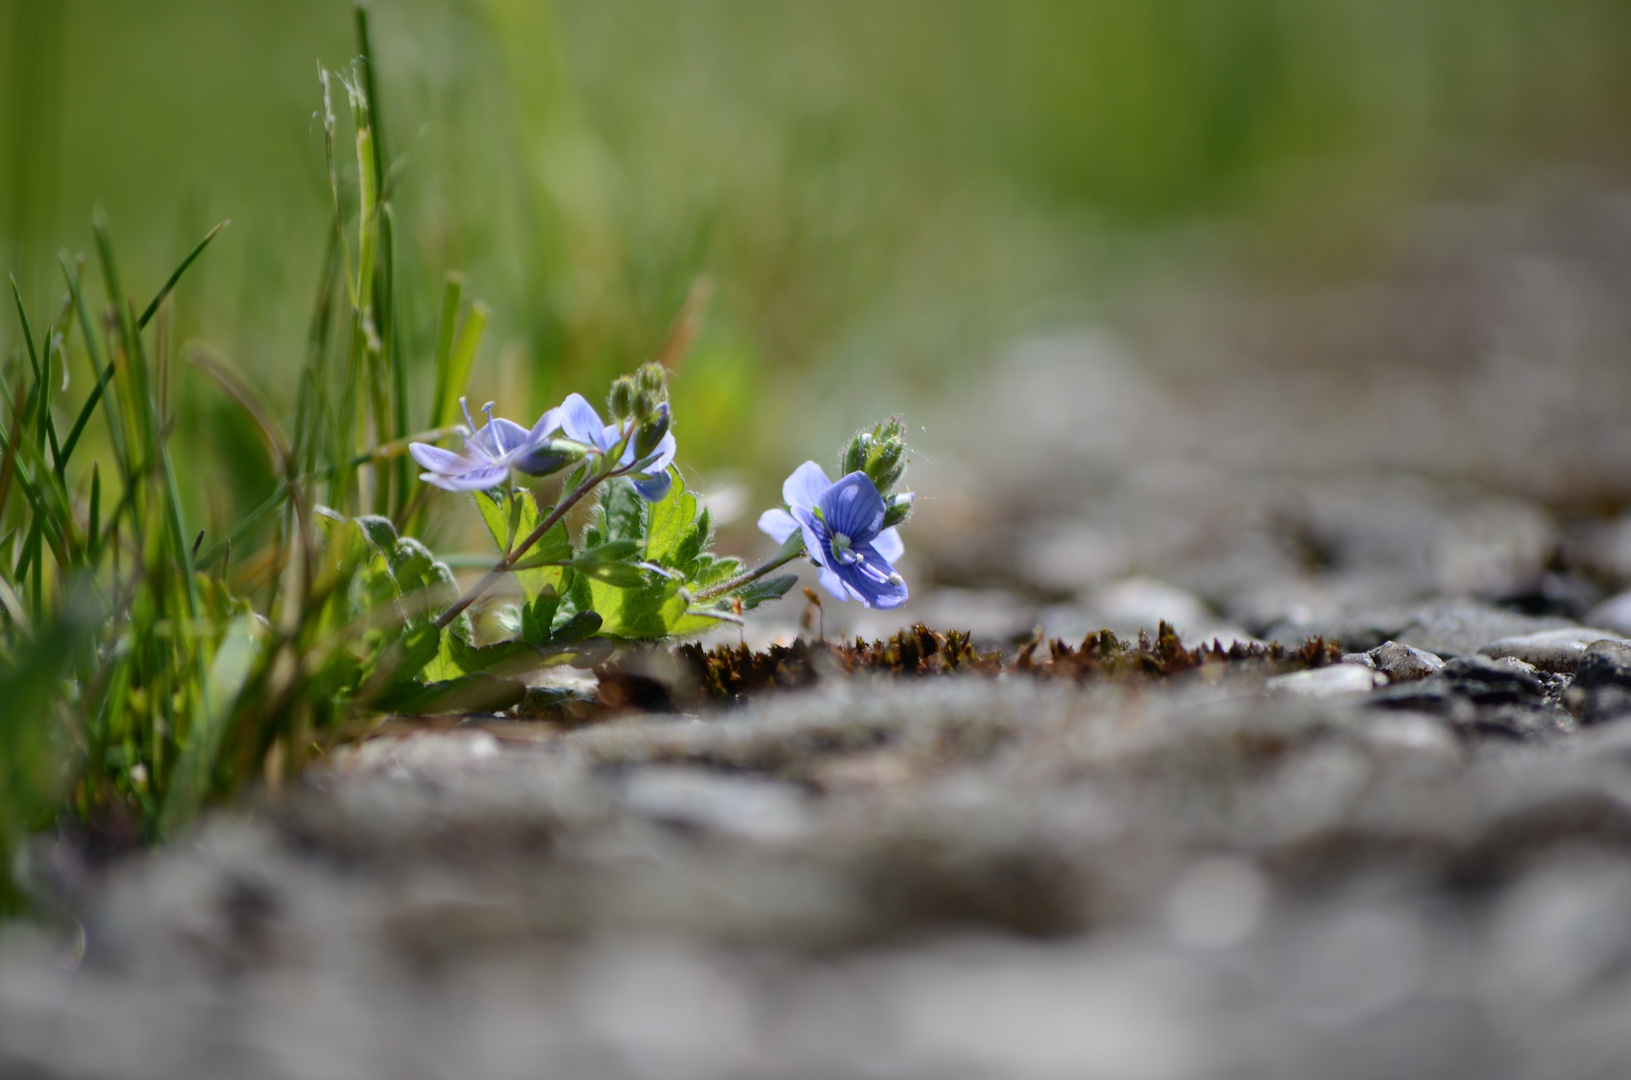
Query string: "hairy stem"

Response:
xmin=695 ymin=536 xmax=805 ymax=602
xmin=433 ymin=469 xmax=602 ymax=630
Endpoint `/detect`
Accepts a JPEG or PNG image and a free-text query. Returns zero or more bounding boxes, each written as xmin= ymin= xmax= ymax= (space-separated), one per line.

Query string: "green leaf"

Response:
xmin=734 ymin=573 xmax=799 ymax=610
xmin=597 ymin=479 xmax=646 ymax=544
xmin=377 ymin=673 xmax=525 ymax=716
xmin=521 ymin=583 xmax=563 ymax=645
xmin=576 ymin=561 xmax=650 ymax=588
xmin=475 ymin=487 xmax=572 ymax=602
xmin=420 ymin=632 xmax=538 ymax=682
xmin=548 ymin=609 xmax=603 ymax=644
xmin=644 ymin=468 xmax=697 ymax=566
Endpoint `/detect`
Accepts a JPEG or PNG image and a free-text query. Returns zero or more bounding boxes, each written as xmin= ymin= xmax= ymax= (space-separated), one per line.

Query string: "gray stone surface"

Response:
xmin=1479 ymin=627 xmax=1631 ymax=673
xmin=1587 ymin=587 xmax=1631 ymax=637
xmin=9 ymin=681 xmax=1631 ymax=1078
xmin=1368 ymin=640 xmax=1445 ymax=681
xmin=1267 ymin=663 xmax=1388 ymax=697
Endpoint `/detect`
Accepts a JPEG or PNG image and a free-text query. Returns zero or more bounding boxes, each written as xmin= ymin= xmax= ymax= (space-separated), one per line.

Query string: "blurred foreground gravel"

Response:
xmin=10 ymin=180 xmax=1631 ymax=1078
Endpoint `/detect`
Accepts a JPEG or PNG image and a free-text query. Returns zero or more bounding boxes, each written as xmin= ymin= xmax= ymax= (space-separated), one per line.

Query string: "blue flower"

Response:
xmin=758 ymin=461 xmax=907 ymax=609
xmin=409 ymin=399 xmax=561 ymax=492
xmin=552 ymin=392 xmax=677 ymax=502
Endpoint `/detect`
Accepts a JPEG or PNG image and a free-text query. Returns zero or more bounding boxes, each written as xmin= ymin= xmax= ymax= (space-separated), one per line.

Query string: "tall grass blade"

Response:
xmin=429 ymin=271 xmax=463 ymax=427
xmin=136 ymin=219 xmax=229 ymax=330
xmin=58 ymin=220 xmax=228 ymax=473
xmin=158 ymin=612 xmax=260 ymax=836
xmin=439 ymin=300 xmax=488 ymax=429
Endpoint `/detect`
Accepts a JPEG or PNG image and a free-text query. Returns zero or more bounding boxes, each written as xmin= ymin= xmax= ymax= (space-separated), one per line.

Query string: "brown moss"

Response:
xmin=1012 ymin=621 xmax=1342 ymax=682
xmin=615 ymin=620 xmax=1343 ymax=710
xmin=672 ymin=623 xmax=999 ymax=704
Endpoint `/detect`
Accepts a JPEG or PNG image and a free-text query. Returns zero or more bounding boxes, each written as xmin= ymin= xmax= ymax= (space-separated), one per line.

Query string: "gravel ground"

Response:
xmin=9 ymin=180 xmax=1631 ymax=1079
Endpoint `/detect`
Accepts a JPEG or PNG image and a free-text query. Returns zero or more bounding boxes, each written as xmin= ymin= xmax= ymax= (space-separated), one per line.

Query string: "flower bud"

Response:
xmin=862 ymin=421 xmax=907 ymax=494
xmin=632 ymin=401 xmax=671 ymax=459
xmin=882 ymin=490 xmax=914 ymax=529
xmin=607 ymin=377 xmax=636 ymax=422
xmin=841 ymin=431 xmax=869 ymax=476
xmin=514 ymin=438 xmax=588 ymax=477
xmin=636 ymin=361 xmax=669 ymax=403
xmin=841 ymin=416 xmax=908 ymax=495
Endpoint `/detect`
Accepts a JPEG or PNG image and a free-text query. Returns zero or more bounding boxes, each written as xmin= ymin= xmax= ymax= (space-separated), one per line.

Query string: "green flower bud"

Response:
xmin=840 ymin=416 xmax=909 ymax=495
xmin=636 ymin=361 xmax=669 ymax=403
xmin=514 ymin=437 xmax=588 ymax=478
xmin=607 ymin=377 xmax=636 ymax=422
xmin=632 ymin=401 xmax=671 ymax=459
xmin=882 ymin=490 xmax=914 ymax=529
xmin=841 ymin=431 xmax=868 ymax=476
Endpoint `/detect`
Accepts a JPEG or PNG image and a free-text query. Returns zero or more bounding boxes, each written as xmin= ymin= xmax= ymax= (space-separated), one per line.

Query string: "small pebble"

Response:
xmin=1477 ymin=627 xmax=1629 ymax=674
xmin=1565 ymin=640 xmax=1631 ymax=726
xmin=1586 ymin=588 xmax=1631 ymax=637
xmin=1367 ymin=640 xmax=1444 ymax=682
xmin=1267 ymin=663 xmax=1387 ymax=698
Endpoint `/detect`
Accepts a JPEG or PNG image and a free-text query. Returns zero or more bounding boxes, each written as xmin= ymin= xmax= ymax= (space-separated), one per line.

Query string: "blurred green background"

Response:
xmin=4 ymin=0 xmax=1631 ymax=543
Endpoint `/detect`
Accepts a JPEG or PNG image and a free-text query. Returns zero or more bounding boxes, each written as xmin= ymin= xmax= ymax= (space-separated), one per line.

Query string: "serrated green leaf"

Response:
xmin=644 ymin=469 xmax=696 ymax=566
xmin=598 ymin=479 xmax=646 ymax=543
xmin=689 ymin=554 xmax=742 ymax=588
xmin=475 ymin=488 xmax=510 ymax=551
xmin=674 ymin=505 xmax=712 ymax=574
xmin=473 ymin=487 xmax=573 ymax=604
xmin=734 ymin=572 xmax=798 ymax=610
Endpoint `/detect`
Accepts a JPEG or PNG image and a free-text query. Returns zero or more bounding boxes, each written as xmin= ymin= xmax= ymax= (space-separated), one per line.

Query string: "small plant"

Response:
xmin=0 ymin=6 xmax=916 ymax=907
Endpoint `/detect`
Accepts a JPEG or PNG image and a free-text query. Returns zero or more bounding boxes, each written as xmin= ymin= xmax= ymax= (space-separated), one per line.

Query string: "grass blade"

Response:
xmin=158 ymin=612 xmax=261 ymax=835
xmin=437 ymin=299 xmax=487 ymax=429
xmin=136 ymin=219 xmax=229 ymax=330
xmin=429 ymin=271 xmax=463 ymax=428
xmin=58 ymin=220 xmax=228 ymax=473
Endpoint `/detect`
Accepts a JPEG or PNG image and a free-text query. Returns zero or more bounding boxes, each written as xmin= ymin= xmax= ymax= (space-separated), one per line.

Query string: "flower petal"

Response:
xmin=528 ymin=407 xmax=563 ymax=442
xmin=790 ymin=505 xmax=829 ymax=570
xmin=757 ymin=508 xmax=800 ymax=545
xmin=432 ymin=463 xmax=511 ymax=492
xmin=630 ymin=468 xmax=672 ymax=503
xmin=782 ymin=461 xmax=831 ymax=511
xmin=409 ymin=442 xmax=470 ymax=474
xmin=829 ymin=540 xmax=908 ymax=609
xmin=464 ymin=424 xmax=500 ymax=459
xmin=558 ymin=393 xmax=606 ymax=446
xmin=817 ymin=565 xmax=852 ymax=604
xmin=487 ymin=418 xmax=536 ymax=459
xmin=872 ymin=526 xmax=904 ymax=564
xmin=816 ymin=471 xmax=886 ymax=544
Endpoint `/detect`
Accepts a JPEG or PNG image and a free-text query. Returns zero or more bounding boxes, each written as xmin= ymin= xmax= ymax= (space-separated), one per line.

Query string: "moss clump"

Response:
xmin=575 ymin=621 xmax=1342 ymax=714
xmin=1013 ymin=621 xmax=1342 ymax=682
xmin=675 ymin=623 xmax=999 ymax=703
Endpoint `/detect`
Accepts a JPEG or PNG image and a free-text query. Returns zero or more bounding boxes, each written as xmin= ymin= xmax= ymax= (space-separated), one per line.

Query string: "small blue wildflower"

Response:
xmin=759 ymin=461 xmax=907 ymax=609
xmin=552 ymin=392 xmax=677 ymax=502
xmin=409 ymin=398 xmax=561 ymax=492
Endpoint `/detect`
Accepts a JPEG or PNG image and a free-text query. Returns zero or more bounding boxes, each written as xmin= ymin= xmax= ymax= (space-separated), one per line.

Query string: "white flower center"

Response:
xmin=831 ymin=530 xmax=856 ymax=563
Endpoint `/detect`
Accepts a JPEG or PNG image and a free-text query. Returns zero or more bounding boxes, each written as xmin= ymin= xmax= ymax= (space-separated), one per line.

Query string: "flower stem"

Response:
xmin=695 ymin=535 xmax=805 ymax=602
xmin=433 ymin=469 xmax=602 ymax=629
